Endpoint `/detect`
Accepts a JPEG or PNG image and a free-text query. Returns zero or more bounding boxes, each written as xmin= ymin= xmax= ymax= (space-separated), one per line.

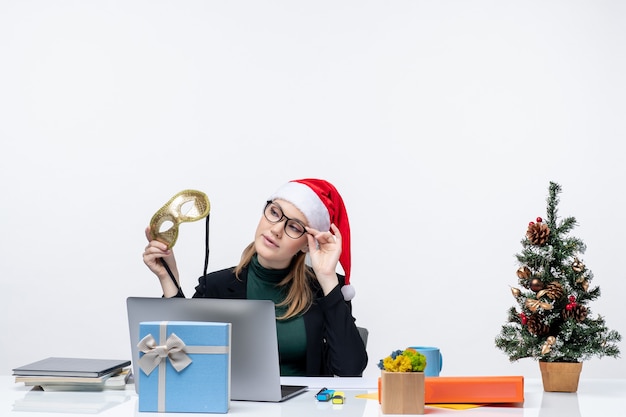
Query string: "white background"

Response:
xmin=1 ymin=0 xmax=624 ymax=380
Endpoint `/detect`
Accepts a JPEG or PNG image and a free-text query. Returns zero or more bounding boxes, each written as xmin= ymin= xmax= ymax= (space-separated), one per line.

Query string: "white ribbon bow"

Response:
xmin=137 ymin=333 xmax=192 ymax=375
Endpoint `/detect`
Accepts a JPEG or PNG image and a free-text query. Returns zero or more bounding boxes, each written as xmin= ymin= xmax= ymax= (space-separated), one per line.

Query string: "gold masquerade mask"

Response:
xmin=149 ymin=189 xmax=210 ymax=248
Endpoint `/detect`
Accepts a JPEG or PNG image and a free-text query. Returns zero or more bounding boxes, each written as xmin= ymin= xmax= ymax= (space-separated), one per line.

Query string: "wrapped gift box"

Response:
xmin=138 ymin=321 xmax=231 ymax=413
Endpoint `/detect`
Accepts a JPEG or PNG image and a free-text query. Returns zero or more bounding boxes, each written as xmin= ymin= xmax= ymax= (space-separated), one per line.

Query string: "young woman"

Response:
xmin=142 ymin=178 xmax=368 ymax=377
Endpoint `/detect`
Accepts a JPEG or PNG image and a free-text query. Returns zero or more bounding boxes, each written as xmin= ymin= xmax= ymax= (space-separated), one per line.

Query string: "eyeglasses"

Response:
xmin=263 ymin=201 xmax=307 ymax=239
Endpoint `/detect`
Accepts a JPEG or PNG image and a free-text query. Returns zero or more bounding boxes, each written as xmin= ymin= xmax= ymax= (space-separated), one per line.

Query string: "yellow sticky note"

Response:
xmin=354 ymin=392 xmax=485 ymax=410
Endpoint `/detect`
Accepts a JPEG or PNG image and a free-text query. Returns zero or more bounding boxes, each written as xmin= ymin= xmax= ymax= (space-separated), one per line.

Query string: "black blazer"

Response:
xmin=191 ymin=266 xmax=368 ymax=376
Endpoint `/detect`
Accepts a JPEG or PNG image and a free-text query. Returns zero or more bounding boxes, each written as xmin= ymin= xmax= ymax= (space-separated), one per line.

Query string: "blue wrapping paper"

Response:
xmin=138 ymin=321 xmax=230 ymax=413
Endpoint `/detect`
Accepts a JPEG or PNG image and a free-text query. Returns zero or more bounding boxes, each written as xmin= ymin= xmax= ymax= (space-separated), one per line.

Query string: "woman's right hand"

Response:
xmin=143 ymin=226 xmax=179 ymax=283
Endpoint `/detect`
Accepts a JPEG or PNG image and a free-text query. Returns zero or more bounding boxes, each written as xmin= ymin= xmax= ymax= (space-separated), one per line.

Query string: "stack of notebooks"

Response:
xmin=13 ymin=357 xmax=132 ymax=391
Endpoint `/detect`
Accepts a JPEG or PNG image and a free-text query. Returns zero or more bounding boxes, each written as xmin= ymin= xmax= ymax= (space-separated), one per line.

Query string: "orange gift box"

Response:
xmin=378 ymin=376 xmax=524 ymax=404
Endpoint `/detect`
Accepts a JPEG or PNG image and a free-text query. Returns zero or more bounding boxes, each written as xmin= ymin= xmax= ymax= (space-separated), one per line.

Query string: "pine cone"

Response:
xmin=526 ymin=222 xmax=550 ymax=246
xmin=537 ymin=281 xmax=564 ymax=300
xmin=562 ymin=305 xmax=588 ymax=322
xmin=527 ymin=314 xmax=550 ymax=335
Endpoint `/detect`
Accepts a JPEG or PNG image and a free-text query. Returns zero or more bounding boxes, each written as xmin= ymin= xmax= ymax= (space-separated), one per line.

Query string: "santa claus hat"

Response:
xmin=269 ymin=178 xmax=355 ymax=300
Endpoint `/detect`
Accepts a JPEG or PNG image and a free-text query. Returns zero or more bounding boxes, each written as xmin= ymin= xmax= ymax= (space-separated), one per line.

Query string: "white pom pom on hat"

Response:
xmin=269 ymin=178 xmax=354 ymax=300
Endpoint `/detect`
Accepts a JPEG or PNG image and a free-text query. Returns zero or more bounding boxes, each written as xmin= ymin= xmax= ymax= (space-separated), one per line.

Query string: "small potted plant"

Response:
xmin=378 ymin=348 xmax=427 ymax=414
xmin=495 ymin=182 xmax=621 ymax=392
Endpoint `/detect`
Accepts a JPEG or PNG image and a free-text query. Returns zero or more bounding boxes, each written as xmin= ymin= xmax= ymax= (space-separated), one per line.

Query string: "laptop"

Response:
xmin=126 ymin=297 xmax=308 ymax=402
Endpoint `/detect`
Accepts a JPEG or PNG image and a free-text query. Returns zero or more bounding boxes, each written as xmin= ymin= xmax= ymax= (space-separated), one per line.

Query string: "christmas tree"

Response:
xmin=495 ymin=182 xmax=621 ymax=363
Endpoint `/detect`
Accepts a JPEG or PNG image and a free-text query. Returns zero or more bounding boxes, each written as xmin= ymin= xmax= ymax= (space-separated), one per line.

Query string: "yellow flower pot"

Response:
xmin=380 ymin=370 xmax=425 ymax=414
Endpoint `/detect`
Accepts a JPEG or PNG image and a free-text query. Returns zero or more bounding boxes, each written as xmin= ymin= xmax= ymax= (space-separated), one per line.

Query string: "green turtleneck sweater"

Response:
xmin=246 ymin=255 xmax=307 ymax=376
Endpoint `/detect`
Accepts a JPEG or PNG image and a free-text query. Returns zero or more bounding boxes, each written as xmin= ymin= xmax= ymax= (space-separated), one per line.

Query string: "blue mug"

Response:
xmin=409 ymin=346 xmax=443 ymax=377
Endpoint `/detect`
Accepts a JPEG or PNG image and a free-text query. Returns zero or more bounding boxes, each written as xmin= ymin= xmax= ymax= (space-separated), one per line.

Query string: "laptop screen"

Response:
xmin=126 ymin=297 xmax=305 ymax=402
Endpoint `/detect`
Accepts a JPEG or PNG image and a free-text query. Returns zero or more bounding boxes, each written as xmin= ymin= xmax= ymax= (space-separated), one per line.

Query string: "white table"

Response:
xmin=2 ymin=376 xmax=625 ymax=416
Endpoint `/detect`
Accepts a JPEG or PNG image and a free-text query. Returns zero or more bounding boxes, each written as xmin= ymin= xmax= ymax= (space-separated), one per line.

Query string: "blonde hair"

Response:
xmin=234 ymin=242 xmax=314 ymax=320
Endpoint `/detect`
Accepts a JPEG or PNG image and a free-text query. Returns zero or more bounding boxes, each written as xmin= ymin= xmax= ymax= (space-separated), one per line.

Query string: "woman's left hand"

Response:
xmin=306 ymin=223 xmax=341 ymax=295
